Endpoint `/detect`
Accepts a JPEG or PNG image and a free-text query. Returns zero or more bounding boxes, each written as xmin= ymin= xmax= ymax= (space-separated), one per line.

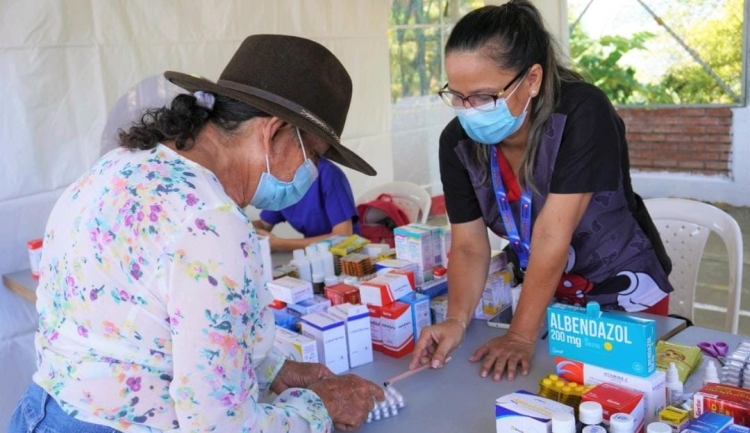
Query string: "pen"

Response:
xmin=383 ymin=356 xmax=452 ymax=387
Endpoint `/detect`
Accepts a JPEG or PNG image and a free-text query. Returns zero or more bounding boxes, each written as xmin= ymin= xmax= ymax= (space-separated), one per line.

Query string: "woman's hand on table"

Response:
xmin=270 ymin=360 xmax=334 ymax=394
xmin=409 ymin=318 xmax=465 ymax=370
xmin=308 ymin=374 xmax=385 ymax=431
xmin=469 ymin=330 xmax=535 ymax=381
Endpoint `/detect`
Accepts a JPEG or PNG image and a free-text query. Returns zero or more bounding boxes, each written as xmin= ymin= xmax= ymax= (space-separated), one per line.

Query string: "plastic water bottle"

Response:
xmin=305 ymin=245 xmax=324 ymax=276
xmin=317 ymin=243 xmax=336 ymax=278
xmin=291 ymin=249 xmax=312 ymax=282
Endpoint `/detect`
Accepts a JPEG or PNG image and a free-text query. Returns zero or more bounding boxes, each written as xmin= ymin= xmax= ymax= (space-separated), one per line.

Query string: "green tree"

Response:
xmin=568 ymin=0 xmax=743 ymax=105
xmin=569 ymin=25 xmax=657 ymax=104
xmin=657 ymin=0 xmax=743 ymax=104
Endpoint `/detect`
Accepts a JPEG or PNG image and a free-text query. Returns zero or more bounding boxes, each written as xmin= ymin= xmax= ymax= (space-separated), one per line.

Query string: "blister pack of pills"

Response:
xmin=721 ymin=341 xmax=750 ymax=388
xmin=366 ymin=385 xmax=405 ymax=423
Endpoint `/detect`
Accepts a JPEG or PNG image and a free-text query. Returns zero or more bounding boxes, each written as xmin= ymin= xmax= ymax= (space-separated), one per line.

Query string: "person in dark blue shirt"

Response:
xmin=252 ymin=157 xmax=360 ymax=252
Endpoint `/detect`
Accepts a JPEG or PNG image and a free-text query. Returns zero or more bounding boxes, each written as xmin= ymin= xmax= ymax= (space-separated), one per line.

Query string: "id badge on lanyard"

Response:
xmin=490 ymin=146 xmax=532 ymax=270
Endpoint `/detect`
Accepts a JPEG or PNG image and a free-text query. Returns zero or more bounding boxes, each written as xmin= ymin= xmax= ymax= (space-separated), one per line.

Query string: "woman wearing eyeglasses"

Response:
xmin=410 ymin=1 xmax=673 ymax=382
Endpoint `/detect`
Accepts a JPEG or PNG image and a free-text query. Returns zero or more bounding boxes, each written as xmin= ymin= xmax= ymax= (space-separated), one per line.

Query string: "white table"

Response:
xmin=352 ymin=314 xmax=687 ymax=433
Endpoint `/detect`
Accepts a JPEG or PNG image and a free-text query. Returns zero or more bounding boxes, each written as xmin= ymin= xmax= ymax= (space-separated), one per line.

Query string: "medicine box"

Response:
xmin=274 ymin=327 xmax=318 ymax=363
xmin=430 ymin=295 xmax=448 ymax=324
xmin=495 ymin=390 xmax=575 ymax=433
xmin=374 ymin=258 xmax=417 ymax=274
xmin=683 ymin=411 xmax=734 ymax=433
xmin=327 ymin=303 xmax=373 ymax=368
xmin=258 ymin=235 xmax=273 ymax=285
xmin=418 ymin=276 xmax=448 ymax=299
xmin=658 ymin=406 xmax=689 ymax=433
xmin=488 ymin=250 xmax=508 ymax=275
xmin=408 ymin=223 xmax=444 ymax=267
xmin=483 ymin=270 xmax=512 ymax=316
xmin=555 ymin=357 xmax=666 ymax=424
xmin=547 ymin=302 xmax=656 ymax=377
xmin=324 ymin=282 xmax=360 ymax=306
xmin=383 ymin=268 xmax=416 ymax=289
xmin=694 ymin=383 xmax=750 ymax=427
xmin=359 ymin=272 xmax=414 ymax=307
xmin=726 ymin=425 xmax=750 ymax=433
xmin=380 ymin=301 xmax=414 ymax=358
xmin=272 ymin=308 xmax=300 ymax=332
xmin=439 ymin=225 xmax=451 ymax=265
xmin=300 ymin=312 xmax=348 ymax=374
xmin=286 ymin=295 xmax=331 ymax=317
xmin=474 ymin=297 xmax=491 ymax=320
xmin=267 ymin=276 xmax=313 ymax=304
xmin=367 ymin=305 xmax=383 ymax=352
xmin=399 ymin=291 xmax=431 ymax=340
xmin=583 ymin=382 xmax=645 ymax=433
xmin=394 ymin=225 xmax=434 ymax=285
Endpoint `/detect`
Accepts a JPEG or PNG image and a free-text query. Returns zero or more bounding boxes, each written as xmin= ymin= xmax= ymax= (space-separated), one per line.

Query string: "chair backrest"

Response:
xmin=644 ymin=198 xmax=743 ymax=333
xmin=356 ymin=181 xmax=432 ymax=224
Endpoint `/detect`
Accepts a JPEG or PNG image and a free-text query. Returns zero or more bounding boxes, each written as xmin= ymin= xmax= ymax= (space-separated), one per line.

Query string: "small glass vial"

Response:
xmin=27 ymin=238 xmax=43 ymax=279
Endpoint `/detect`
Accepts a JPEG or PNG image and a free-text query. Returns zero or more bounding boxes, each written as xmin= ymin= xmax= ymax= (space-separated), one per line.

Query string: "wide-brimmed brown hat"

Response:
xmin=165 ymin=34 xmax=376 ymax=176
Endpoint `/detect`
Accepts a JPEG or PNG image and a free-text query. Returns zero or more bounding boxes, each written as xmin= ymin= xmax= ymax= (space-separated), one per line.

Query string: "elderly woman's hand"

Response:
xmin=270 ymin=361 xmax=334 ymax=394
xmin=308 ymin=374 xmax=385 ymax=431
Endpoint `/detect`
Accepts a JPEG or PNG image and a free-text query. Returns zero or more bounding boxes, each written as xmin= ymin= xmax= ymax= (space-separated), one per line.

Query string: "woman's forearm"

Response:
xmin=509 ymin=230 xmax=570 ymax=341
xmin=446 ymin=245 xmax=491 ymax=324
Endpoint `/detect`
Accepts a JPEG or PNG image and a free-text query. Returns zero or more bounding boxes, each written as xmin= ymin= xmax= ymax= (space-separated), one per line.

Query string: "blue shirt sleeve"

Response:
xmin=260 ymin=209 xmax=286 ymax=226
xmin=321 ymin=162 xmax=359 ymax=231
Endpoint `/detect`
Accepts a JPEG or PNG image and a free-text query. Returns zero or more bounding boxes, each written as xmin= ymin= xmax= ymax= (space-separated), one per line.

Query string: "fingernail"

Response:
xmin=431 ymin=360 xmax=440 ymax=368
xmin=481 ymin=371 xmax=487 ymax=377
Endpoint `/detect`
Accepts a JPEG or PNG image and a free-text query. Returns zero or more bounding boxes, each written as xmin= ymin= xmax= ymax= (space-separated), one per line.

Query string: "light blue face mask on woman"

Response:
xmin=250 ymin=128 xmax=318 ymax=211
xmin=456 ymin=76 xmax=531 ymax=145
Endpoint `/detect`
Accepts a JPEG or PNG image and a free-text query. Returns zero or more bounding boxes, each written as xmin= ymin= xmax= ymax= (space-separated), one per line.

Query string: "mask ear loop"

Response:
xmin=296 ymin=127 xmax=308 ymax=160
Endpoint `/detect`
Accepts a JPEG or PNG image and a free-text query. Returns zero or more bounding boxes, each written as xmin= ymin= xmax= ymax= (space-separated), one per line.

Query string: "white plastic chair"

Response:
xmin=356 ymin=181 xmax=432 ymax=224
xmin=644 ymin=198 xmax=743 ymax=333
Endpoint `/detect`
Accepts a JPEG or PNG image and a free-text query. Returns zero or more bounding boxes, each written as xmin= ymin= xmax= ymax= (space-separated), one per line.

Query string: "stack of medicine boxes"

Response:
xmin=267 ymin=275 xmax=373 ymax=374
xmin=359 ymin=268 xmax=420 ymax=358
xmin=547 ymin=302 xmax=666 ymax=428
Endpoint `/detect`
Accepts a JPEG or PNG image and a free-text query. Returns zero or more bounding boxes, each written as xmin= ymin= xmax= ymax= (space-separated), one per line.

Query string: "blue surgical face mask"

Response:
xmin=456 ymin=77 xmax=531 ymax=145
xmin=250 ymin=128 xmax=318 ymax=211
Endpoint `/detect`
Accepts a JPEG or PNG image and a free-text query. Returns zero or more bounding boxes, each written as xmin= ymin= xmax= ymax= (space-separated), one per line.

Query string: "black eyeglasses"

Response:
xmin=438 ymin=68 xmax=528 ymax=111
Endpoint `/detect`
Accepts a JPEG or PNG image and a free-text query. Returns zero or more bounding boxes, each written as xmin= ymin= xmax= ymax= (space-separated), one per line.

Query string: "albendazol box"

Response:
xmin=274 ymin=327 xmax=318 ymax=363
xmin=300 ymin=312 xmax=348 ymax=374
xmin=495 ymin=390 xmax=574 ymax=433
xmin=327 ymin=303 xmax=373 ymax=368
xmin=267 ymin=276 xmax=314 ymax=304
xmin=547 ymin=302 xmax=656 ymax=377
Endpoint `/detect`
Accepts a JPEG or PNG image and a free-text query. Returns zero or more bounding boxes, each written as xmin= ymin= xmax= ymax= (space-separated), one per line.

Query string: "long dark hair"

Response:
xmin=446 ymin=0 xmax=584 ymax=191
xmin=119 ymin=93 xmax=268 ymax=150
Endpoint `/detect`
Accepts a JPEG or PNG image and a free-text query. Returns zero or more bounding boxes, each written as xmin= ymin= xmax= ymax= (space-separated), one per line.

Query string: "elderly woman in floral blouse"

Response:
xmin=10 ymin=35 xmax=383 ymax=433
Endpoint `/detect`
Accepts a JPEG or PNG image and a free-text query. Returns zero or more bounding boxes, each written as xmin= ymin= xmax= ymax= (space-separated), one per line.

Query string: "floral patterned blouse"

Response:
xmin=33 ymin=145 xmax=332 ymax=432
